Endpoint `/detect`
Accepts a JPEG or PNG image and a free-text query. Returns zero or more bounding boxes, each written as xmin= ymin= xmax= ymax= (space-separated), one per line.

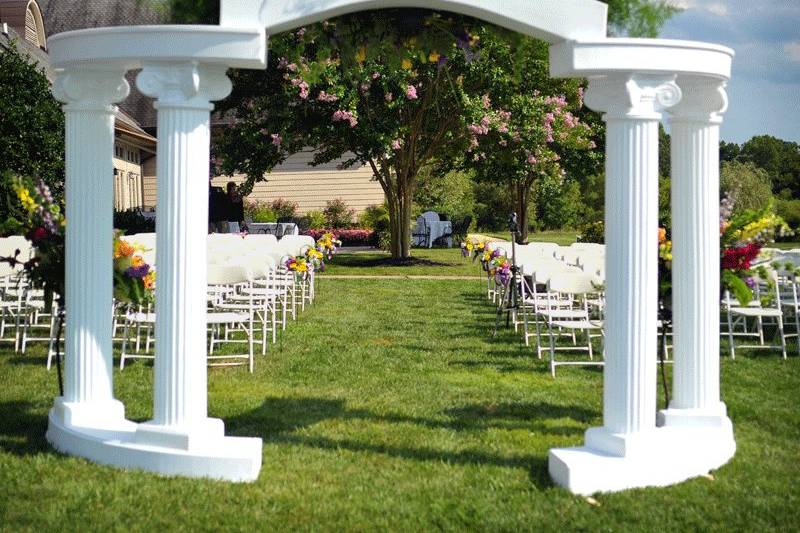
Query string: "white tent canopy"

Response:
xmin=45 ymin=0 xmax=735 ymax=494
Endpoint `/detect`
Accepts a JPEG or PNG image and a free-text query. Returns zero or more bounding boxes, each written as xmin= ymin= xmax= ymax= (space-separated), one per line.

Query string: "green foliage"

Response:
xmin=270 ymin=198 xmax=299 ymax=221
xmin=603 ymin=0 xmax=680 ymax=37
xmin=357 ymin=204 xmax=389 ymax=229
xmin=720 ymin=140 xmax=740 ymax=162
xmin=244 ymin=201 xmax=278 ymax=223
xmin=578 ymin=220 xmax=605 ymax=244
xmin=323 ymin=199 xmax=355 ymax=229
xmin=113 ymin=210 xmax=155 ymax=234
xmin=0 ymin=42 xmax=65 ymax=222
xmin=722 ymin=269 xmax=753 ymax=307
xmin=720 ymin=161 xmax=774 ymax=214
xmin=304 ymin=210 xmax=326 ymax=229
xmin=776 ymin=199 xmax=800 ymax=231
xmin=738 ymin=135 xmax=800 ymax=199
xmin=414 ymin=169 xmax=475 ymax=223
xmin=534 ymin=175 xmax=581 ymax=230
xmin=473 ymin=181 xmax=513 ymax=231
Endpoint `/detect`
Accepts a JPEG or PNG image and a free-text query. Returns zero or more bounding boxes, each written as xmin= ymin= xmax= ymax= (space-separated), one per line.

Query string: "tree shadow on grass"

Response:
xmin=226 ymin=396 xmax=596 ymax=488
xmin=0 ymin=400 xmax=52 ymax=456
xmin=332 ymin=255 xmax=456 ymax=269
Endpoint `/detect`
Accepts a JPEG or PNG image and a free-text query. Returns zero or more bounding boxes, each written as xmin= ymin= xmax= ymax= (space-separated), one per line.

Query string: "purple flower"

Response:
xmin=126 ymin=263 xmax=151 ymax=279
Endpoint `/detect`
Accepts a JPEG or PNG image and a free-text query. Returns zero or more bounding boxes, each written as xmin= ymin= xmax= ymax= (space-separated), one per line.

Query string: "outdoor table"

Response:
xmin=248 ymin=222 xmax=299 ymax=236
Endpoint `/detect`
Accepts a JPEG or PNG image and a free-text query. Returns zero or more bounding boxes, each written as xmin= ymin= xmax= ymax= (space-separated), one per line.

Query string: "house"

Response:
xmin=33 ymin=0 xmax=385 ymax=216
xmin=0 ymin=0 xmax=157 ymax=212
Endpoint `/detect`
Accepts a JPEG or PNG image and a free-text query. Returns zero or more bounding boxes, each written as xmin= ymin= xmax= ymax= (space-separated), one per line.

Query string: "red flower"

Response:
xmin=721 ymin=243 xmax=761 ymax=271
xmin=27 ymin=227 xmax=48 ymax=243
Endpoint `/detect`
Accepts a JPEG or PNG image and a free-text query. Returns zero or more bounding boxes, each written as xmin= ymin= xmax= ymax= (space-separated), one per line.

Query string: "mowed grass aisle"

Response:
xmin=1 ymin=259 xmax=799 ymax=530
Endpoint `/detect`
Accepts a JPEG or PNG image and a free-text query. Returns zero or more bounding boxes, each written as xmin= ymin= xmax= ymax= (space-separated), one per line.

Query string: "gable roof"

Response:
xmin=38 ymin=0 xmax=166 ymax=129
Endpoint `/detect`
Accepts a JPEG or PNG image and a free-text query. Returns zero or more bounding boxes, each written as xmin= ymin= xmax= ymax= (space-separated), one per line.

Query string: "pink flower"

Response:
xmin=271 ymin=133 xmax=282 ymax=146
xmin=372 ymin=72 xmax=381 ymax=79
xmin=391 ymin=139 xmax=402 ymax=150
xmin=481 ymin=94 xmax=491 ymax=108
xmin=277 ymin=57 xmax=289 ymax=69
xmin=405 ymin=85 xmax=418 ymax=100
xmin=317 ymin=91 xmax=339 ymax=102
xmin=332 ymin=110 xmax=358 ymax=128
xmin=296 ymin=27 xmax=306 ymax=37
xmin=480 ymin=116 xmax=491 ymax=128
xmin=385 ymin=92 xmax=393 ymax=102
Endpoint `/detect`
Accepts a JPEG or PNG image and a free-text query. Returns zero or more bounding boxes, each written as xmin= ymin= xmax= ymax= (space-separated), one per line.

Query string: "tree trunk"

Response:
xmin=386 ymin=194 xmax=402 ymax=258
xmin=398 ymin=187 xmax=413 ymax=258
xmin=514 ymin=182 xmax=530 ymax=244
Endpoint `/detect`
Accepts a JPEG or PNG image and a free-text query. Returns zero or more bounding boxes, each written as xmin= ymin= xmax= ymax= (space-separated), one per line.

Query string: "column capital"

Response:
xmin=53 ymin=66 xmax=130 ymax=112
xmin=585 ymin=74 xmax=682 ymax=120
xmin=668 ymin=75 xmax=728 ymax=125
xmin=136 ymin=62 xmax=232 ymax=110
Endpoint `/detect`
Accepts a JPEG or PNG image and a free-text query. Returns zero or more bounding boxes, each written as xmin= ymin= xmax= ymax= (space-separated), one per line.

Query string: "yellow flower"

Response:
xmin=428 ymin=51 xmax=440 ymax=63
xmin=131 ymin=255 xmax=144 ymax=268
xmin=401 ymin=58 xmax=412 ymax=70
xmin=114 ymin=239 xmax=135 ymax=259
xmin=16 ymin=187 xmax=36 ymax=213
xmin=143 ymin=271 xmax=156 ymax=290
xmin=356 ymin=46 xmax=366 ymax=64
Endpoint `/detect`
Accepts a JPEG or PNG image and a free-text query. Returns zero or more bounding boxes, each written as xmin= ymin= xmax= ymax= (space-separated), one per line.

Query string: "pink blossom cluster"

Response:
xmin=385 ymin=92 xmax=394 ymax=102
xmin=332 ymin=109 xmax=358 ymax=127
xmin=317 ymin=91 xmax=339 ymax=102
xmin=391 ymin=139 xmax=402 ymax=151
xmin=405 ymin=85 xmax=418 ymax=100
xmin=481 ymin=94 xmax=491 ymax=109
xmin=270 ymin=133 xmax=282 ymax=146
xmin=290 ymin=78 xmax=309 ymax=99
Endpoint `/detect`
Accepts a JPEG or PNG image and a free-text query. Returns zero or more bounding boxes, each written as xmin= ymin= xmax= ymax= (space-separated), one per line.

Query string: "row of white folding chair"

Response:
xmin=119 ymin=265 xmax=257 ymax=371
xmin=723 ymin=268 xmax=800 ymax=359
xmin=517 ymin=262 xmax=583 ymax=349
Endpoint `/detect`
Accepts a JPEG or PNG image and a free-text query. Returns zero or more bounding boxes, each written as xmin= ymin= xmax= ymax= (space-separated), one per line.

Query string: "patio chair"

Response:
xmin=412 ymin=216 xmax=430 ymax=247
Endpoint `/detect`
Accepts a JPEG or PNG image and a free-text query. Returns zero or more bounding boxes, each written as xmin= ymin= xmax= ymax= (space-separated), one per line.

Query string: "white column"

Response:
xmin=51 ymin=66 xmax=130 ymax=428
xmin=659 ymin=76 xmax=732 ymax=426
xmin=583 ymin=74 xmax=681 ymax=454
xmin=134 ymin=62 xmax=232 ymax=449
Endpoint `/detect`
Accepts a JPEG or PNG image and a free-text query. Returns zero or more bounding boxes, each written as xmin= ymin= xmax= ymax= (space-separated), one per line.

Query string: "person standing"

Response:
xmin=225 ymin=181 xmax=246 ymax=233
xmin=208 ymin=178 xmax=227 ymax=233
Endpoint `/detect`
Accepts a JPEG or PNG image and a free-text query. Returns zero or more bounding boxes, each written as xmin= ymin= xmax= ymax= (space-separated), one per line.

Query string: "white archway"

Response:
xmin=45 ymin=0 xmax=736 ymax=494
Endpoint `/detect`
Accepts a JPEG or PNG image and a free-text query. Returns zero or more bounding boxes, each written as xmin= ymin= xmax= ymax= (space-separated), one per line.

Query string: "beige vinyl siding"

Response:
xmin=142 ymin=157 xmax=157 ymax=208
xmin=212 ymin=151 xmax=385 ymax=215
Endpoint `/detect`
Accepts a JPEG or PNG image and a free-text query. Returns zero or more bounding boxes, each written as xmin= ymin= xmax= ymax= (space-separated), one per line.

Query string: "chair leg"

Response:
xmin=727 ymin=307 xmax=736 ymax=360
xmin=778 ymin=316 xmax=787 ymax=360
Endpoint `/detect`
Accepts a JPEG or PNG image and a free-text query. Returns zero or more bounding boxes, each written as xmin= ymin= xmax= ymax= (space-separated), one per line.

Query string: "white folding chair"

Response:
xmin=723 ymin=270 xmax=787 ymax=359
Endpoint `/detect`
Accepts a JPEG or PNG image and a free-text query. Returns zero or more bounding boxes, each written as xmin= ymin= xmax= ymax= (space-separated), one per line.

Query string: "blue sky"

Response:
xmin=660 ymin=0 xmax=800 ymax=144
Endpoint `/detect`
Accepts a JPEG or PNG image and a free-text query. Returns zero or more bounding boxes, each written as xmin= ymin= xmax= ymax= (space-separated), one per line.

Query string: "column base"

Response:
xmin=657 ymin=402 xmax=731 ymax=428
xmin=134 ymin=418 xmax=225 ymax=450
xmin=51 ymin=396 xmax=131 ymax=431
xmin=548 ymin=425 xmax=736 ymax=495
xmin=46 ymin=410 xmax=262 ymax=482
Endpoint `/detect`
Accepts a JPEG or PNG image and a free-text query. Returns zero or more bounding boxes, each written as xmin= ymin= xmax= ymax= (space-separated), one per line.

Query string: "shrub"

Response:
xmin=304 ymin=210 xmax=326 ymax=229
xmin=777 ymin=199 xmax=800 ymax=231
xmin=358 ymin=204 xmax=389 ymax=229
xmin=114 ymin=209 xmax=155 ymax=234
xmin=323 ymin=198 xmax=355 ymax=228
xmin=244 ymin=200 xmax=277 ymax=223
xmin=270 ymin=198 xmax=298 ymax=220
xmin=578 ymin=220 xmax=604 ymax=243
xmin=414 ymin=169 xmax=475 ymax=227
xmin=304 ymin=228 xmax=376 ymax=246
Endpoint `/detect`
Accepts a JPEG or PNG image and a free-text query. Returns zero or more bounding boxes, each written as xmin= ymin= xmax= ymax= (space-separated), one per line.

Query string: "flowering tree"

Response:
xmin=216 ymin=11 xmax=511 ymax=258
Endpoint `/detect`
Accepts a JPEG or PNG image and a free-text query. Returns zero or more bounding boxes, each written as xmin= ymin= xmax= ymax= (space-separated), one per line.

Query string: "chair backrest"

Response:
xmin=525 ymin=242 xmax=559 ymax=256
xmin=547 ymin=272 xmax=597 ymax=295
xmin=421 ymin=211 xmax=440 ymax=225
xmin=208 ymin=264 xmax=253 ymax=286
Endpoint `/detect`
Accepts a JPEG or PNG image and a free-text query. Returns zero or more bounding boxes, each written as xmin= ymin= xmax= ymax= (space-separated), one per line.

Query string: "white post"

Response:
xmin=50 ymin=66 xmax=130 ymax=428
xmin=583 ymin=74 xmax=681 ymax=454
xmin=133 ymin=62 xmax=232 ymax=448
xmin=659 ymin=76 xmax=734 ymax=429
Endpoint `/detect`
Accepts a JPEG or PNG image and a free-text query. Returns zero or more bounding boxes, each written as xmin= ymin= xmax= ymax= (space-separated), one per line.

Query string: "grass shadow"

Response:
xmin=0 ymin=400 xmax=52 ymax=456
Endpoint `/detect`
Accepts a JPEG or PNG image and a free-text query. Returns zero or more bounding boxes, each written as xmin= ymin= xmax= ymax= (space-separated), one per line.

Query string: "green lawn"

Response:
xmin=1 ymin=257 xmax=798 ymax=530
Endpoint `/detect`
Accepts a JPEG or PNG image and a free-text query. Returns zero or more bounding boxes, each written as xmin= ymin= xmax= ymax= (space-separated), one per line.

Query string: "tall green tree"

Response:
xmin=0 ymin=42 xmax=65 ymax=225
xmin=738 ymin=135 xmax=800 ymax=199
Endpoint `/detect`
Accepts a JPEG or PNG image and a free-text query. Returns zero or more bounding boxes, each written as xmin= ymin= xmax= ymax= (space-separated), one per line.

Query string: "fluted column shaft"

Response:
xmin=584 ymin=75 xmax=682 ymax=438
xmin=54 ymin=68 xmax=130 ymax=405
xmin=667 ymin=77 xmax=728 ymax=415
xmin=153 ymin=104 xmax=211 ymax=426
xmin=136 ymin=62 xmax=232 ymax=431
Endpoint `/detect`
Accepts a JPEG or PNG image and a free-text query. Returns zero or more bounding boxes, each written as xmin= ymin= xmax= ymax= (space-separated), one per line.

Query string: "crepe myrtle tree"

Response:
xmin=462 ymin=86 xmax=596 ymax=243
xmin=214 ymin=11 xmax=518 ymax=259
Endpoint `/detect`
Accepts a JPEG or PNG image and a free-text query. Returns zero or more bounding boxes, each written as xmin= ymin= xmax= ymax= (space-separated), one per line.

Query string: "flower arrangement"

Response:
xmin=491 ymin=255 xmax=512 ymax=286
xmin=720 ymin=196 xmax=791 ymax=305
xmin=1 ymin=175 xmax=65 ymax=304
xmin=113 ymin=235 xmax=155 ymax=304
xmin=461 ymin=237 xmax=487 ymax=262
xmin=284 ymin=254 xmax=315 ymax=279
xmin=315 ymin=232 xmax=342 ymax=259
